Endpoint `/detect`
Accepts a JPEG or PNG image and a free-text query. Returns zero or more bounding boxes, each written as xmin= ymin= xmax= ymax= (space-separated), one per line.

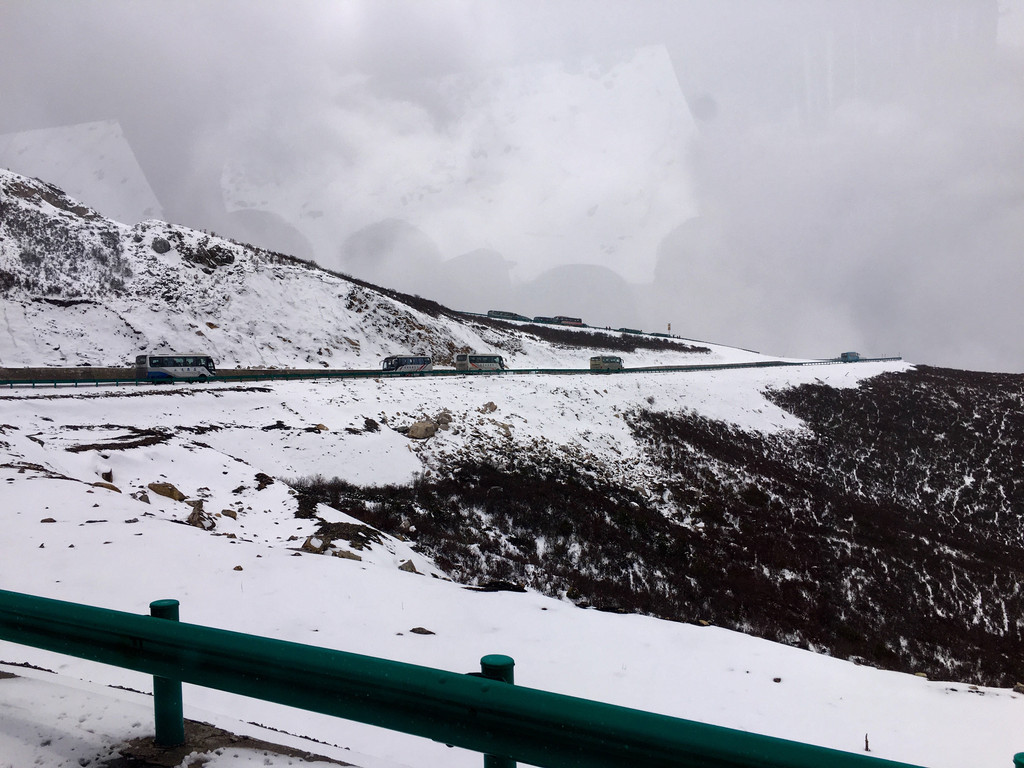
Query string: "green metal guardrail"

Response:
xmin=0 ymin=357 xmax=904 ymax=390
xmin=0 ymin=589 xmax=959 ymax=768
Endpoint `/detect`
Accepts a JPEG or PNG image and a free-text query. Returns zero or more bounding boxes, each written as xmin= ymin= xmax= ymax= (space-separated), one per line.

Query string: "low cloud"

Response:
xmin=1 ymin=0 xmax=1021 ymax=370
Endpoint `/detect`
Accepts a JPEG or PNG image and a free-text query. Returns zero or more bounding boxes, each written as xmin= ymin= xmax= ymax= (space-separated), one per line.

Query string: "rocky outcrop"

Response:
xmin=148 ymin=482 xmax=186 ymax=501
xmin=406 ymin=420 xmax=438 ymax=440
xmin=181 ymin=242 xmax=236 ymax=272
xmin=186 ymin=506 xmax=216 ymax=530
xmin=301 ymin=535 xmax=331 ymax=554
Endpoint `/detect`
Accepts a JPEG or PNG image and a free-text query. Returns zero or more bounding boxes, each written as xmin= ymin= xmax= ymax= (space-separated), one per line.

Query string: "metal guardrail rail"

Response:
xmin=0 ymin=589 xmax=950 ymax=768
xmin=0 ymin=357 xmax=904 ymax=390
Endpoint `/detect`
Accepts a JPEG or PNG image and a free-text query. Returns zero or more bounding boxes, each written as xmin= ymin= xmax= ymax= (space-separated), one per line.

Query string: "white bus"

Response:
xmin=382 ymin=355 xmax=433 ymax=373
xmin=136 ymin=354 xmax=216 ymax=380
xmin=454 ymin=354 xmax=507 ymax=371
xmin=589 ymin=355 xmax=623 ymax=372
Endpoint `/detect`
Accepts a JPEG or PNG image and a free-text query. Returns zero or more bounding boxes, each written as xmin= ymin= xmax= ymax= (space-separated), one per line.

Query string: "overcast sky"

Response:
xmin=2 ymin=1 xmax=1022 ymax=372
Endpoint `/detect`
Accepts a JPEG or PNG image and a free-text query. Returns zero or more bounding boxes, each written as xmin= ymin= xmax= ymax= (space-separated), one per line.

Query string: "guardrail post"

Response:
xmin=149 ymin=599 xmax=185 ymax=747
xmin=480 ymin=655 xmax=515 ymax=768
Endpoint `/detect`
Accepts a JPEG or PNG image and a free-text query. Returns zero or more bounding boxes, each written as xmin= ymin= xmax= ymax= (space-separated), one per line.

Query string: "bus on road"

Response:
xmin=454 ymin=353 xmax=507 ymax=371
xmin=590 ymin=355 xmax=623 ymax=372
xmin=136 ymin=354 xmax=217 ymax=380
xmin=382 ymin=355 xmax=433 ymax=373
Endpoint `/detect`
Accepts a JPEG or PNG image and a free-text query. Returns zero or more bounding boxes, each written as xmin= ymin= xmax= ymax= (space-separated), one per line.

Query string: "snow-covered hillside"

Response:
xmin=3 ymin=363 xmax=1023 ymax=768
xmin=0 ymin=166 xmax=727 ymax=370
xmin=4 ymin=166 xmax=1024 ymax=768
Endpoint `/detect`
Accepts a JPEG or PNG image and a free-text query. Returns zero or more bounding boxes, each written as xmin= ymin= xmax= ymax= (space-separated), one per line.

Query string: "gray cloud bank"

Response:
xmin=1 ymin=0 xmax=1022 ymax=371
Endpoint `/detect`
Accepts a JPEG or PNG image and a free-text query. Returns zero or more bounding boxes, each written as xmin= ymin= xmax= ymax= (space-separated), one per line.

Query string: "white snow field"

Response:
xmin=1 ymin=362 xmax=1022 ymax=768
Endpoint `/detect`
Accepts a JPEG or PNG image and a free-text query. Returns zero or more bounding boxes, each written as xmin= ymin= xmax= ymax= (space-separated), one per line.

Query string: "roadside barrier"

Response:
xmin=0 ymin=589 xmax=954 ymax=768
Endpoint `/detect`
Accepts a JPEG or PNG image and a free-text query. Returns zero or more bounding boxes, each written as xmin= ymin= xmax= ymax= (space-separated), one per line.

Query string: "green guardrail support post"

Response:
xmin=481 ymin=654 xmax=516 ymax=768
xmin=149 ymin=599 xmax=185 ymax=747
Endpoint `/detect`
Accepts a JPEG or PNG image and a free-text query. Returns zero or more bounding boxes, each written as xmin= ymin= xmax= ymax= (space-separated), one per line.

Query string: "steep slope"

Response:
xmin=0 ymin=167 xmax=716 ymax=370
xmin=292 ymin=365 xmax=1024 ymax=687
xmin=5 ymin=371 xmax=1024 ymax=768
xmin=4 ymin=166 xmax=1022 ymax=694
xmin=3 ymin=362 xmax=1024 ymax=768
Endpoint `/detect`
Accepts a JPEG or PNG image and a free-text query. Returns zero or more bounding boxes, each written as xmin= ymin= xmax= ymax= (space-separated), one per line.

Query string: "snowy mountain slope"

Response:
xmin=0 ymin=166 xmax=723 ymax=370
xmin=258 ymin=362 xmax=1024 ymax=688
xmin=3 ymin=166 xmax=1024 ymax=766
xmin=2 ymin=368 xmax=1024 ymax=768
xmin=5 ymin=356 xmax=1024 ymax=691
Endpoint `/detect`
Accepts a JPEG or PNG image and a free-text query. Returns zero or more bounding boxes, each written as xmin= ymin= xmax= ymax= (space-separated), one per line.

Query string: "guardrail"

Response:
xmin=0 ymin=589 xmax=961 ymax=768
xmin=0 ymin=357 xmax=904 ymax=390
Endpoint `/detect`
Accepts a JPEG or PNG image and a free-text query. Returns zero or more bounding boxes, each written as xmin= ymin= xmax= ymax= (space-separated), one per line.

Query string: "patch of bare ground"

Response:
xmin=0 ymin=386 xmax=274 ymax=402
xmin=101 ymin=720 xmax=355 ymax=767
xmin=0 ymin=669 xmax=355 ymax=767
xmin=63 ymin=427 xmax=173 ymax=453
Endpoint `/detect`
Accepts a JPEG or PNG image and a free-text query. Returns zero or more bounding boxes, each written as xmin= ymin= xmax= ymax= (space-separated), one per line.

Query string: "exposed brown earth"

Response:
xmin=102 ymin=720 xmax=355 ymax=767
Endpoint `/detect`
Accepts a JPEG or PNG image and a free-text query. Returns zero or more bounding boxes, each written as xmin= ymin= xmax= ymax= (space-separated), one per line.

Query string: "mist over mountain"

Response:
xmin=2 ymin=1 xmax=1020 ymax=372
xmin=0 ymin=167 xmax=707 ymax=369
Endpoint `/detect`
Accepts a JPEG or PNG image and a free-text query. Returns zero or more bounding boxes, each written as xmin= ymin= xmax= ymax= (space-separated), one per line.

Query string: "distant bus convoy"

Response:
xmin=135 ymin=347 xmax=867 ymax=381
xmin=132 ymin=310 xmax=865 ymax=380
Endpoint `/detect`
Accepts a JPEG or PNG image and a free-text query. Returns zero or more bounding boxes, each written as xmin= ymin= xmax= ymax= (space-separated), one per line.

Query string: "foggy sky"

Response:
xmin=2 ymin=1 xmax=1022 ymax=372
